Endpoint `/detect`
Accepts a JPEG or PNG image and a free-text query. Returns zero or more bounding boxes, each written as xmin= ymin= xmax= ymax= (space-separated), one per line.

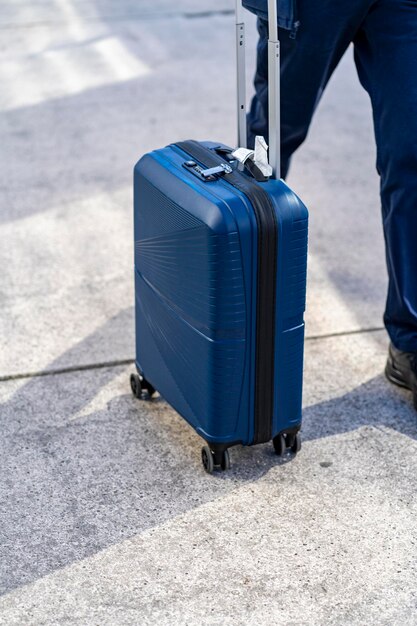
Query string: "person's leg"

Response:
xmin=353 ymin=0 xmax=417 ymax=353
xmin=247 ymin=1 xmax=372 ymax=177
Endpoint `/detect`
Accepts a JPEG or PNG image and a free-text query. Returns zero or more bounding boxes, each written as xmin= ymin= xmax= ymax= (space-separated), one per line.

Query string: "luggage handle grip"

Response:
xmin=235 ymin=0 xmax=280 ymax=179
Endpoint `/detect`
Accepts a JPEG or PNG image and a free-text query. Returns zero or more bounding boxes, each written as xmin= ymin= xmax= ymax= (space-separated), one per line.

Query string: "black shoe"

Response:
xmin=385 ymin=343 xmax=417 ymax=409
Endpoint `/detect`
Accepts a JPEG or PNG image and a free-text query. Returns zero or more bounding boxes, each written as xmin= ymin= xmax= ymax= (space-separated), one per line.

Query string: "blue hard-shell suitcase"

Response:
xmin=131 ymin=1 xmax=308 ymax=473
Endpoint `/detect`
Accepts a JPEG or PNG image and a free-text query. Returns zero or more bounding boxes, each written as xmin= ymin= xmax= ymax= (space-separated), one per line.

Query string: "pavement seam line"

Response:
xmin=0 ymin=326 xmax=385 ymax=383
xmin=0 ymin=359 xmax=135 ymax=382
xmin=0 ymin=9 xmax=235 ymax=30
xmin=306 ymin=326 xmax=384 ymax=341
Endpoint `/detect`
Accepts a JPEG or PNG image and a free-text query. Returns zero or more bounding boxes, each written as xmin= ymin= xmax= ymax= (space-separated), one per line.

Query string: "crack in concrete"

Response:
xmin=306 ymin=326 xmax=384 ymax=342
xmin=0 ymin=359 xmax=135 ymax=382
xmin=0 ymin=326 xmax=385 ymax=383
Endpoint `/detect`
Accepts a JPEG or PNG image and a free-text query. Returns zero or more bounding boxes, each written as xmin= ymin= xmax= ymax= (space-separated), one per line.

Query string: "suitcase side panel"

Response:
xmin=134 ymin=149 xmax=257 ymax=445
xmin=264 ymin=180 xmax=308 ymax=436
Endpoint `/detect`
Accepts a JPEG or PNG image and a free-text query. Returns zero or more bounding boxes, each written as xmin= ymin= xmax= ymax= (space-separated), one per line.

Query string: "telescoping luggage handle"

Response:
xmin=235 ymin=0 xmax=281 ymax=179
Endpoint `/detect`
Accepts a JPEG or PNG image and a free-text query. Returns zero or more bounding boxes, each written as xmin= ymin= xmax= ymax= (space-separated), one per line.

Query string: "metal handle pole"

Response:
xmin=267 ymin=0 xmax=280 ymax=179
xmin=235 ymin=0 xmax=247 ymax=148
xmin=236 ymin=1 xmax=280 ymax=178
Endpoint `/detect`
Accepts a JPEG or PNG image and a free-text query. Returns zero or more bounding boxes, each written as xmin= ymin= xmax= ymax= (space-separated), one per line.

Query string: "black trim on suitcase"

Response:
xmin=175 ymin=140 xmax=277 ymax=445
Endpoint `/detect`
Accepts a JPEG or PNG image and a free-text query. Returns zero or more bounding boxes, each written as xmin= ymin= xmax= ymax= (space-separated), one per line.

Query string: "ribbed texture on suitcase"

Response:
xmin=138 ymin=176 xmax=203 ymax=236
xmin=136 ymin=180 xmax=246 ymax=339
xmin=137 ymin=274 xmax=246 ymax=431
xmin=135 ymin=171 xmax=248 ymax=435
xmin=278 ymin=324 xmax=304 ymax=430
xmin=283 ymin=217 xmax=308 ymax=318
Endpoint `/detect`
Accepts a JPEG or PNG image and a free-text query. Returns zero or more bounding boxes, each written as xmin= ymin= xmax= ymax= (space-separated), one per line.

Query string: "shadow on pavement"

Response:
xmin=1 ymin=6 xmax=238 ymax=224
xmin=1 ymin=0 xmax=411 ymax=604
xmin=302 ymin=374 xmax=417 ymax=444
xmin=1 ymin=312 xmax=416 ymax=596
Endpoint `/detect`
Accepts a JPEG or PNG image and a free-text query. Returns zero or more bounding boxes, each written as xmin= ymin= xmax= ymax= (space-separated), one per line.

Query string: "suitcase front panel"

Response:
xmin=134 ymin=151 xmax=256 ymax=444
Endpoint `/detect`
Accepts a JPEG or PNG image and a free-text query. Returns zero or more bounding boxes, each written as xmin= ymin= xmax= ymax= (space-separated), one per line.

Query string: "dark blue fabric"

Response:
xmin=247 ymin=0 xmax=417 ymax=351
xmin=242 ymin=0 xmax=296 ymax=32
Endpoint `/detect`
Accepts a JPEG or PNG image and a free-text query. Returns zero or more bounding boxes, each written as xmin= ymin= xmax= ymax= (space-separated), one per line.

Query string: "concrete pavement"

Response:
xmin=1 ymin=1 xmax=416 ymax=624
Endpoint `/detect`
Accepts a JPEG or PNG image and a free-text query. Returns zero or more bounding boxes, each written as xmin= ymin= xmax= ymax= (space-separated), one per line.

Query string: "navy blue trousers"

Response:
xmin=247 ymin=0 xmax=417 ymax=352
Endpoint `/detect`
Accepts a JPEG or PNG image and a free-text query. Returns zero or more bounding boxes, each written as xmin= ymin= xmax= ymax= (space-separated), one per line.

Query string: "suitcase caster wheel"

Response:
xmin=141 ymin=377 xmax=156 ymax=398
xmin=273 ymin=434 xmax=287 ymax=456
xmin=286 ymin=433 xmax=295 ymax=448
xmin=291 ymin=432 xmax=301 ymax=454
xmin=130 ymin=373 xmax=142 ymax=399
xmin=221 ymin=449 xmax=231 ymax=471
xmin=201 ymin=446 xmax=214 ymax=474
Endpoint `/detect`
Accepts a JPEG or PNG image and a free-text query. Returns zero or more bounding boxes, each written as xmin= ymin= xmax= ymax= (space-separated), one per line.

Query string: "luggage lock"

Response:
xmin=201 ymin=164 xmax=233 ymax=179
xmin=183 ymin=160 xmax=233 ymax=182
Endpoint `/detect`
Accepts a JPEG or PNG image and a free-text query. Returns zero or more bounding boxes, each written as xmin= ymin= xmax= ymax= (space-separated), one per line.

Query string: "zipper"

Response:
xmin=175 ymin=140 xmax=277 ymax=444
